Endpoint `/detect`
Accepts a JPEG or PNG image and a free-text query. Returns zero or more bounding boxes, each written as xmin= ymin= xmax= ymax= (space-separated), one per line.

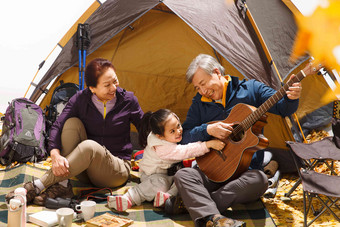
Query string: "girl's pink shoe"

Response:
xmin=154 ymin=191 xmax=170 ymax=207
xmin=107 ymin=195 xmax=132 ymax=211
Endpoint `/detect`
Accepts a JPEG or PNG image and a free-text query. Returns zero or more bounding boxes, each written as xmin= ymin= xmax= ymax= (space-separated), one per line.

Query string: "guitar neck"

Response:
xmin=240 ymin=70 xmax=306 ymax=131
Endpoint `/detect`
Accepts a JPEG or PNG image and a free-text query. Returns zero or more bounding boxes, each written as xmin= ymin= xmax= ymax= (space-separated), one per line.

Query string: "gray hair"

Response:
xmin=186 ymin=54 xmax=225 ymax=83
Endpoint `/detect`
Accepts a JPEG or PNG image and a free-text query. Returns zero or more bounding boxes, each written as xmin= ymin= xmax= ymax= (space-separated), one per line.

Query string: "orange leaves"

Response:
xmin=291 ymin=0 xmax=340 ymax=72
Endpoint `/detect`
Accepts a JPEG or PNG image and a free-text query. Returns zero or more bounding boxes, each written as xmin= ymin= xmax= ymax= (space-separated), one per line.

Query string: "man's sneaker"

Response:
xmin=5 ymin=182 xmax=38 ymax=204
xmin=107 ymin=195 xmax=132 ymax=212
xmin=154 ymin=191 xmax=170 ymax=207
xmin=33 ymin=181 xmax=74 ymax=206
xmin=206 ymin=214 xmax=246 ymax=227
xmin=164 ymin=195 xmax=187 ymax=215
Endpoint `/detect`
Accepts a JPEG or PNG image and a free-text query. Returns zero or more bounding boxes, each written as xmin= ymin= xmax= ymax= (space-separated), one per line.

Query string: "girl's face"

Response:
xmin=89 ymin=68 xmax=119 ymax=102
xmin=158 ymin=114 xmax=183 ymax=143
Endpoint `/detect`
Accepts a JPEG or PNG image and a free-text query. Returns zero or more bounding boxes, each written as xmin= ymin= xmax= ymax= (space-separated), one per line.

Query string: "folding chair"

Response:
xmin=286 ymin=137 xmax=340 ymax=226
xmin=283 ymin=69 xmax=337 ymax=199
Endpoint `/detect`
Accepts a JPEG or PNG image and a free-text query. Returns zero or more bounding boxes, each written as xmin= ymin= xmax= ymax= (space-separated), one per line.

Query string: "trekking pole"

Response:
xmin=78 ymin=49 xmax=82 ymax=90
xmin=82 ymin=49 xmax=86 ymax=90
xmin=76 ymin=23 xmax=91 ymax=90
xmin=82 ymin=24 xmax=90 ymax=90
xmin=77 ymin=24 xmax=83 ymax=90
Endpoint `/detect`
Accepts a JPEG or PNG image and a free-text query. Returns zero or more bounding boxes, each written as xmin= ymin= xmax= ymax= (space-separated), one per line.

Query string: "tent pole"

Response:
xmin=78 ymin=49 xmax=82 ymax=90
xmin=82 ymin=50 xmax=86 ymax=90
xmin=24 ymin=44 xmax=58 ymax=98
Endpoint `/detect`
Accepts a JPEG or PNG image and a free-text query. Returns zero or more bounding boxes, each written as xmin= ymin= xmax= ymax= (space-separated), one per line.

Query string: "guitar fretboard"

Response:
xmin=232 ymin=70 xmax=306 ymax=136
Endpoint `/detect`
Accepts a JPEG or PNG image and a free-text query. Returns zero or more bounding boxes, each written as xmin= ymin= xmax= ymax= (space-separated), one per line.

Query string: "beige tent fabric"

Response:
xmin=296 ymin=74 xmax=335 ymax=119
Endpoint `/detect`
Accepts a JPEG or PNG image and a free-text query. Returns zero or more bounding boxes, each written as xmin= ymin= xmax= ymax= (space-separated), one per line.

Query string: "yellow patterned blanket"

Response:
xmin=0 ymin=163 xmax=275 ymax=226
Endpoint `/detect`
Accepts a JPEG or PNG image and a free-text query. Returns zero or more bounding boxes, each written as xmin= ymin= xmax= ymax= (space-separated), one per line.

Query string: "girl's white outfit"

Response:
xmin=127 ymin=133 xmax=210 ymax=205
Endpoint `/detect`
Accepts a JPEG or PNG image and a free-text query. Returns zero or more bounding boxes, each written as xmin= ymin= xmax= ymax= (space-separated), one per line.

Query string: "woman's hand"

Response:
xmin=206 ymin=139 xmax=225 ymax=151
xmin=286 ymin=74 xmax=302 ymax=100
xmin=50 ymin=148 xmax=70 ymax=177
xmin=207 ymin=122 xmax=233 ymax=140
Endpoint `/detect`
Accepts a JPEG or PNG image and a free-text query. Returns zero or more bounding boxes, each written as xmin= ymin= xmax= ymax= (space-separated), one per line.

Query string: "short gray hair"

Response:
xmin=186 ymin=54 xmax=225 ymax=83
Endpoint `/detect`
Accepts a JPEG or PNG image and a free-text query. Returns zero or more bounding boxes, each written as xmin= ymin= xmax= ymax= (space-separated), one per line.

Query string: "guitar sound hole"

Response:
xmin=230 ymin=124 xmax=244 ymax=142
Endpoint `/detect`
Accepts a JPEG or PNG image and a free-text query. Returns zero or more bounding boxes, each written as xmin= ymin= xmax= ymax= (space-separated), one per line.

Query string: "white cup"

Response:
xmin=75 ymin=200 xmax=96 ymax=221
xmin=56 ymin=207 xmax=75 ymax=227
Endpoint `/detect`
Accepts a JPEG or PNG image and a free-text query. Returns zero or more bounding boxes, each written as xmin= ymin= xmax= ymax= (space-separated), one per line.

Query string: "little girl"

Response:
xmin=107 ymin=108 xmax=225 ymax=211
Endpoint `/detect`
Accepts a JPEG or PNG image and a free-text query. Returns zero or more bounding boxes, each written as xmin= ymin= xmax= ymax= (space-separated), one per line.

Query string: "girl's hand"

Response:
xmin=206 ymin=139 xmax=225 ymax=151
xmin=50 ymin=148 xmax=70 ymax=177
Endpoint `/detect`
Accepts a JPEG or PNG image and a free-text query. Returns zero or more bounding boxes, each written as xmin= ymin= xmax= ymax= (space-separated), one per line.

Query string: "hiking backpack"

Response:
xmin=45 ymin=81 xmax=79 ymax=135
xmin=0 ymin=98 xmax=48 ymax=165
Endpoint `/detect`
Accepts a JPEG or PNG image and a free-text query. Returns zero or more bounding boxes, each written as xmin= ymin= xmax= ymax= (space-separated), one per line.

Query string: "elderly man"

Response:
xmin=173 ymin=54 xmax=301 ymax=227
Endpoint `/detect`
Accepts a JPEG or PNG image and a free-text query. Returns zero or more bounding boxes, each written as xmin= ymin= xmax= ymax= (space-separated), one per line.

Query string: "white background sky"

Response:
xmin=0 ymin=0 xmax=318 ymax=114
xmin=0 ymin=0 xmax=94 ymax=113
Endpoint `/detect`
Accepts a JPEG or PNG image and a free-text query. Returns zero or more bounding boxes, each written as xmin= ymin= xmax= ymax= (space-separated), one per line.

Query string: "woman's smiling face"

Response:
xmin=89 ymin=68 xmax=119 ymax=102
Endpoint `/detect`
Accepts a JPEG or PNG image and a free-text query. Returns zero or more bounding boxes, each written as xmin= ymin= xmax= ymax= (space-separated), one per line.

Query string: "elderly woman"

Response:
xmin=6 ymin=58 xmax=144 ymax=205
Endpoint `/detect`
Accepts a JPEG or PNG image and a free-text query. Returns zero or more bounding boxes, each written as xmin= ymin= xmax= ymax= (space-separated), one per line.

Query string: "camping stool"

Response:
xmin=286 ymin=137 xmax=340 ymax=227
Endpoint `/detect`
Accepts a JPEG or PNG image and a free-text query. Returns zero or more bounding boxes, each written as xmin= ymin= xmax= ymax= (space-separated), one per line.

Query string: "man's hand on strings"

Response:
xmin=207 ymin=122 xmax=233 ymax=140
xmin=286 ymin=74 xmax=302 ymax=100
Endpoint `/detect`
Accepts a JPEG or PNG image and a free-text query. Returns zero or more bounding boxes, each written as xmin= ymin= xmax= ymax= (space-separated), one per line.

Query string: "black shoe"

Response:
xmin=164 ymin=195 xmax=188 ymax=215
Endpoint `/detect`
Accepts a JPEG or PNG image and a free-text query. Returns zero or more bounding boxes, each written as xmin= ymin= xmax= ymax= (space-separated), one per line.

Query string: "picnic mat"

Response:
xmin=0 ymin=164 xmax=276 ymax=226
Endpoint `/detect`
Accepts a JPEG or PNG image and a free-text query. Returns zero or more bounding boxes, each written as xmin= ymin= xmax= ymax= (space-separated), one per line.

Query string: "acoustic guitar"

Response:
xmin=196 ymin=61 xmax=321 ymax=182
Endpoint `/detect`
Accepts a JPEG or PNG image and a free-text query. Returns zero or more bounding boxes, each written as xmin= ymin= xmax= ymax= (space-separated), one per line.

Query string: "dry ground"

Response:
xmin=264 ymin=165 xmax=340 ymax=226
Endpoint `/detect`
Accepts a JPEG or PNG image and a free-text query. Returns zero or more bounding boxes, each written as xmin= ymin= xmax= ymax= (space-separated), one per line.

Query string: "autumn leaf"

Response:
xmin=291 ymin=0 xmax=340 ymax=72
xmin=321 ymin=80 xmax=340 ymax=103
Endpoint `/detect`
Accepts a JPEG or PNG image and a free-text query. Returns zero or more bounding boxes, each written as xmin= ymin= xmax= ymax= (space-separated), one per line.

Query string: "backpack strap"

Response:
xmin=30 ymin=147 xmax=37 ymax=163
xmin=0 ymin=123 xmax=14 ymax=137
xmin=26 ymin=104 xmax=33 ymax=114
xmin=34 ymin=147 xmax=46 ymax=162
xmin=7 ymin=149 xmax=15 ymax=163
xmin=0 ymin=134 xmax=12 ymax=165
xmin=0 ymin=149 xmax=15 ymax=165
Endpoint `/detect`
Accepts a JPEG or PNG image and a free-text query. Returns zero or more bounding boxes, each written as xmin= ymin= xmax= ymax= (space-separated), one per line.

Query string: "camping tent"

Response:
xmin=28 ymin=0 xmax=335 ymax=149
